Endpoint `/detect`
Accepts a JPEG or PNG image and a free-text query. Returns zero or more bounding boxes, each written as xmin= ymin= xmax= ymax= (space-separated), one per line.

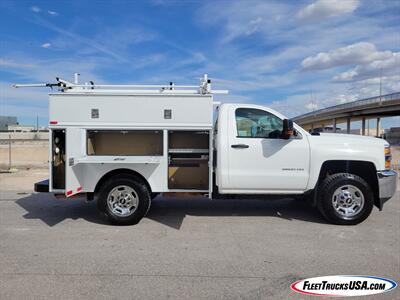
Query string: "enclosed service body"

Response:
xmin=48 ymin=91 xmax=215 ymax=197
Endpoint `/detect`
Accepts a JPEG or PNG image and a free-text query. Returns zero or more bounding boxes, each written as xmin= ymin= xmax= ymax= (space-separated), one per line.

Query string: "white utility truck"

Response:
xmin=15 ymin=74 xmax=397 ymax=225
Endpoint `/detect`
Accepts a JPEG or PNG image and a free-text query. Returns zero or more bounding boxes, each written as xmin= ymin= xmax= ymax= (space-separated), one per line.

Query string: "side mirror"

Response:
xmin=282 ymin=119 xmax=294 ymax=139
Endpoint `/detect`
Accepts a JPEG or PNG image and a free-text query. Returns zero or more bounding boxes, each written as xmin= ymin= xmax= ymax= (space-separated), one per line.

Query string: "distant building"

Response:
xmin=7 ymin=124 xmax=35 ymax=132
xmin=337 ymin=128 xmax=385 ymax=137
xmin=312 ymin=126 xmax=384 ymax=137
xmin=0 ymin=116 xmax=18 ymax=131
xmin=385 ymin=127 xmax=400 ymax=145
xmin=311 ymin=126 xmax=341 ymax=133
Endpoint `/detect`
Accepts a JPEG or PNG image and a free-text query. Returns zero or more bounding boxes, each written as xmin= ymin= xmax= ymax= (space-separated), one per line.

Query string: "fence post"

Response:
xmin=8 ymin=134 xmax=11 ymax=170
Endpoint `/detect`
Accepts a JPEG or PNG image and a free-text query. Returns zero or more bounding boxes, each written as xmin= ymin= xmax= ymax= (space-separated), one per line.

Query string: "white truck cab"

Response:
xmin=15 ymin=74 xmax=397 ymax=225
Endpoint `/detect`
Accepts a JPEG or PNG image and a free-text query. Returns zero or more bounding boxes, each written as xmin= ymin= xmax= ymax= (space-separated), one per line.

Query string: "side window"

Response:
xmin=235 ymin=108 xmax=283 ymax=138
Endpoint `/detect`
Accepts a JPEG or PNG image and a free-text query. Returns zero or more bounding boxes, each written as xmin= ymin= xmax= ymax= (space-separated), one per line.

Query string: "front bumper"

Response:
xmin=377 ymin=170 xmax=398 ymax=210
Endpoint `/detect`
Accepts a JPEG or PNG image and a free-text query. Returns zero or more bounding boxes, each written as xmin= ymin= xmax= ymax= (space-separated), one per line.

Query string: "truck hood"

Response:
xmin=316 ymin=132 xmax=388 ymax=145
xmin=307 ymin=132 xmax=387 ymax=170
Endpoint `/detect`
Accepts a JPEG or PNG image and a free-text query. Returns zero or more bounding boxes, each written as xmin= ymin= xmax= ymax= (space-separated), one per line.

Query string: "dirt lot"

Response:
xmin=0 ymin=141 xmax=48 ymax=170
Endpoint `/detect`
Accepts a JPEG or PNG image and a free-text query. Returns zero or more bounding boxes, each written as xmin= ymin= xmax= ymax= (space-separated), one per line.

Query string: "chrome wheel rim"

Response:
xmin=107 ymin=185 xmax=139 ymax=217
xmin=332 ymin=184 xmax=364 ymax=219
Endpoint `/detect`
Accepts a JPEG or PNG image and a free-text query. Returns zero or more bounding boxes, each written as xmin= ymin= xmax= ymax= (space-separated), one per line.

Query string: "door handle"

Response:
xmin=231 ymin=144 xmax=249 ymax=149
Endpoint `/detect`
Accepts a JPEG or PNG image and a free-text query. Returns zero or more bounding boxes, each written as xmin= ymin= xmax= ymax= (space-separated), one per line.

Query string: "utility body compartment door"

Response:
xmin=65 ymin=127 xmax=84 ymax=197
xmin=225 ymin=106 xmax=310 ymax=192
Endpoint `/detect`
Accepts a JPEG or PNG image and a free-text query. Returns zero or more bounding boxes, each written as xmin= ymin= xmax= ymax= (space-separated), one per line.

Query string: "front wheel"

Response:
xmin=97 ymin=175 xmax=151 ymax=225
xmin=317 ymin=173 xmax=374 ymax=225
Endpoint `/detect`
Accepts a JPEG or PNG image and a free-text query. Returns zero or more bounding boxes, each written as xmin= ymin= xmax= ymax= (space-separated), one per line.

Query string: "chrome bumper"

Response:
xmin=377 ymin=170 xmax=398 ymax=209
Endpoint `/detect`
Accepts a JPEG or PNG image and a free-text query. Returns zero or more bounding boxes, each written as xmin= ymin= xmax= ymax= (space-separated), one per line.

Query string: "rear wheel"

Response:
xmin=317 ymin=173 xmax=373 ymax=225
xmin=97 ymin=175 xmax=151 ymax=225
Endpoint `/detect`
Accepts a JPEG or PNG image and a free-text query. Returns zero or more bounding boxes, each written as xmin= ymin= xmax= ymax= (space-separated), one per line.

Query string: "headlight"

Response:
xmin=384 ymin=145 xmax=391 ymax=169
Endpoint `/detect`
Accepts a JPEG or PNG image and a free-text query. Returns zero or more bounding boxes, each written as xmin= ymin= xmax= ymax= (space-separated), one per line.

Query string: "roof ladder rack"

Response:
xmin=13 ymin=73 xmax=228 ymax=95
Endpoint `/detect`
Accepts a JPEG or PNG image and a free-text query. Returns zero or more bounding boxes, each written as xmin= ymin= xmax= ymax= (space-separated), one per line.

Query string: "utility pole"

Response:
xmin=8 ymin=134 xmax=11 ymax=171
xmin=36 ymin=115 xmax=39 ymax=132
xmin=379 ymin=68 xmax=382 ymax=104
xmin=309 ymin=89 xmax=316 ymax=112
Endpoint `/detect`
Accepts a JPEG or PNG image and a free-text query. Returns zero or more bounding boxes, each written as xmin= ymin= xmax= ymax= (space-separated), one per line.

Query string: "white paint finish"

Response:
xmin=49 ymin=94 xmax=213 ymax=127
xmin=219 ymin=104 xmax=310 ymax=193
xmin=215 ymin=104 xmax=230 ymax=190
xmin=216 ymin=103 xmax=387 ymax=194
xmin=66 ymin=130 xmax=168 ymax=193
xmin=48 ymin=129 xmax=54 ymax=192
xmin=65 ymin=127 xmax=84 ymax=196
xmin=163 ymin=130 xmax=169 ymax=190
xmin=77 ymin=162 xmax=166 ymax=193
xmin=76 ymin=156 xmax=163 ymax=164
xmin=208 ymin=128 xmax=214 ymax=194
xmin=217 ymin=189 xmax=305 ymax=195
xmin=305 ymin=132 xmax=387 ymax=190
xmin=46 ymin=92 xmax=388 ymax=197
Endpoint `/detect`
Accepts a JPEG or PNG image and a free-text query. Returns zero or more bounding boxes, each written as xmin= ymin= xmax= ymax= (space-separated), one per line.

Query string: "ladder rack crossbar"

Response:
xmin=71 ymin=84 xmax=200 ymax=89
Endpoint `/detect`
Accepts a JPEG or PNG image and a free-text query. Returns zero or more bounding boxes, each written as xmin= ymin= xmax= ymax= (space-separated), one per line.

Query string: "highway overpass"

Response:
xmin=293 ymin=92 xmax=400 ymax=136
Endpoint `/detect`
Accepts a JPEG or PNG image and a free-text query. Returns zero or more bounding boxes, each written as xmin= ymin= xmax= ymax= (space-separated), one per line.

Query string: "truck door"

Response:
xmin=227 ymin=106 xmax=310 ymax=192
xmin=65 ymin=127 xmax=84 ymax=197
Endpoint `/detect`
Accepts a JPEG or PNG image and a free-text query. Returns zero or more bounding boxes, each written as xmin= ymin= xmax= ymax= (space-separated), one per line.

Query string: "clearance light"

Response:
xmin=385 ymin=145 xmax=391 ymax=169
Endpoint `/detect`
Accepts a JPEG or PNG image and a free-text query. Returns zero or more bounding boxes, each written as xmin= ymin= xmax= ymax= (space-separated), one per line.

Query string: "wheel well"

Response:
xmin=318 ymin=160 xmax=379 ymax=207
xmin=94 ymin=168 xmax=151 ymax=195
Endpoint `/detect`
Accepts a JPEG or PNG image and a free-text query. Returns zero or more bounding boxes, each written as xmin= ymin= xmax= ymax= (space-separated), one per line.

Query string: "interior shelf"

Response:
xmin=168 ymin=130 xmax=210 ymax=190
xmin=168 ymin=148 xmax=209 ymax=154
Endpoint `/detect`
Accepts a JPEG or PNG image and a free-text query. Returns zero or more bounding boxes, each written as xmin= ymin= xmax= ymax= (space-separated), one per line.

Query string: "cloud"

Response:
xmin=297 ymin=0 xmax=359 ymax=22
xmin=41 ymin=43 xmax=51 ymax=48
xmin=31 ymin=6 xmax=40 ymax=13
xmin=301 ymin=42 xmax=393 ymax=70
xmin=4 ymin=0 xmax=398 ymax=126
xmin=333 ymin=94 xmax=358 ymax=104
xmin=333 ymin=52 xmax=399 ymax=82
xmin=28 ymin=15 xmax=157 ymax=65
xmin=29 ymin=16 xmax=130 ymax=62
xmin=47 ymin=10 xmax=58 ymax=16
xmin=305 ymin=102 xmax=318 ymax=111
xmin=198 ymin=1 xmax=290 ymax=43
xmin=0 ymin=58 xmax=36 ymax=69
xmin=0 ymin=81 xmax=49 ymax=119
xmin=1 ymin=54 xmax=103 ymax=83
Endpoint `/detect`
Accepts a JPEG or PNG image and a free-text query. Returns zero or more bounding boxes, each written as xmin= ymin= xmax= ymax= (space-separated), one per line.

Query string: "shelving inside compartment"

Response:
xmin=52 ymin=129 xmax=66 ymax=189
xmin=87 ymin=130 xmax=163 ymax=156
xmin=168 ymin=131 xmax=210 ymax=190
xmin=169 ymin=130 xmax=209 ymax=150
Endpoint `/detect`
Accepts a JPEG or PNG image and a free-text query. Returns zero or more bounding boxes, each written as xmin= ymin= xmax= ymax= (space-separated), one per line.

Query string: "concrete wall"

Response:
xmin=0 ymin=132 xmax=48 ymax=141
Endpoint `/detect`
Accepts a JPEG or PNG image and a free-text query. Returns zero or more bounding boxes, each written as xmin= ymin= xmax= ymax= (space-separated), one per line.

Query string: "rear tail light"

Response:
xmin=385 ymin=145 xmax=391 ymax=169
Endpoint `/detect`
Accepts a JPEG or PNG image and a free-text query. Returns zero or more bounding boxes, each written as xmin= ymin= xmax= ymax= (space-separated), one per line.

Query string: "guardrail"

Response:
xmin=293 ymin=92 xmax=400 ymax=121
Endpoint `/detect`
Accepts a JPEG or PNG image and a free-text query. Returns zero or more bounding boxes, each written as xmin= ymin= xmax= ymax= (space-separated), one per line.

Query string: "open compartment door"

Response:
xmin=65 ymin=127 xmax=83 ymax=197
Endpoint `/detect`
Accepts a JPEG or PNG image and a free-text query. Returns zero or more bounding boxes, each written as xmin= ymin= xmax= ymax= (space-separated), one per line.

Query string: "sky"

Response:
xmin=0 ymin=0 xmax=399 ymax=128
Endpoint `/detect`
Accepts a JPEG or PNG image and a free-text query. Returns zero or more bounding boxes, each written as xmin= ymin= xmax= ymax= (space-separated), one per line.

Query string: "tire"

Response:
xmin=317 ymin=173 xmax=374 ymax=225
xmin=151 ymin=193 xmax=160 ymax=199
xmin=97 ymin=174 xmax=151 ymax=225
